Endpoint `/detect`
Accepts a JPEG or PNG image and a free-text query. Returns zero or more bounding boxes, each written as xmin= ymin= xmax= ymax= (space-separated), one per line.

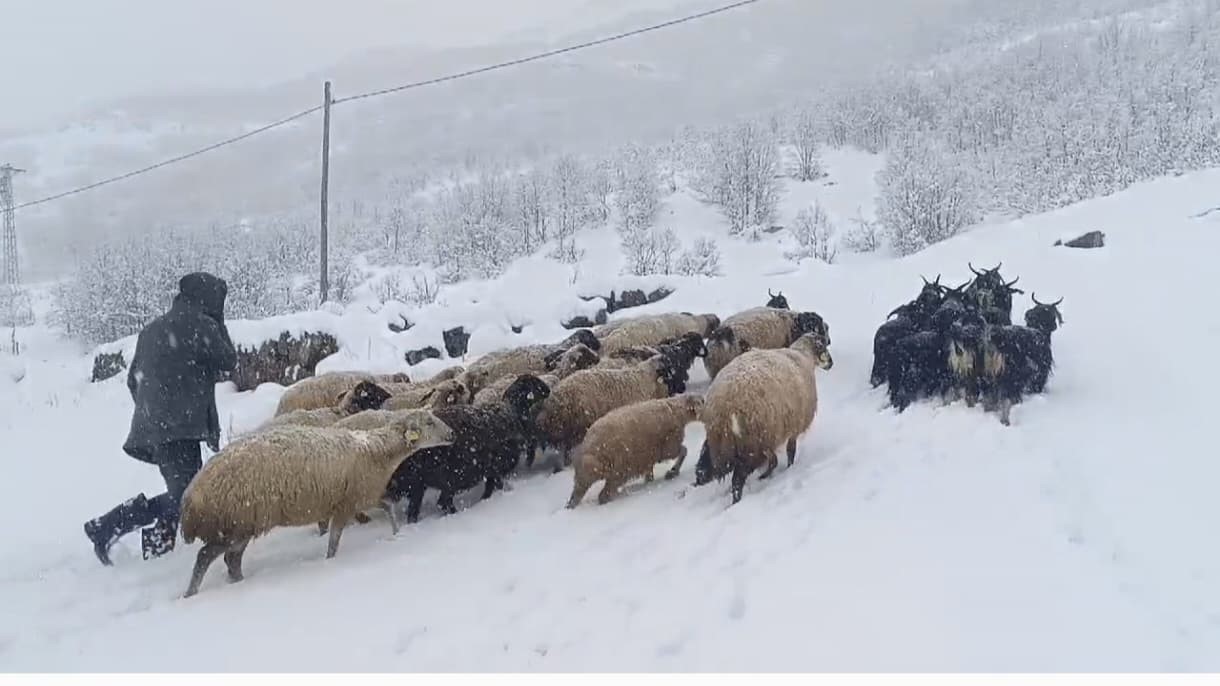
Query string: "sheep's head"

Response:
xmin=393 ymin=410 xmax=455 ymax=451
xmin=340 ymin=380 xmax=394 ymax=414
xmin=791 ymin=333 xmax=833 ymax=371
xmin=793 ymin=311 xmax=830 ymax=346
xmin=699 ymin=314 xmax=722 ymax=337
xmin=504 ymin=374 xmax=552 ymax=418
xmin=665 ymin=331 xmax=708 ymax=360
xmin=675 ymin=393 xmax=705 ymax=420
xmin=1025 ymin=293 xmax=1064 ymax=335
xmin=459 ymin=367 xmax=493 ymax=394
xmin=557 ymin=343 xmax=600 ymax=375
xmin=766 ymin=289 xmax=790 ymax=310
xmin=645 ymin=354 xmax=686 ymax=396
xmin=560 ymin=328 xmax=601 ymax=352
xmin=429 ymin=379 xmax=471 ymax=407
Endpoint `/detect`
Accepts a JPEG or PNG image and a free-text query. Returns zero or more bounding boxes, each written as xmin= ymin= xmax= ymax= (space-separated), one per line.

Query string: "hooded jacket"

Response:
xmin=122 ymin=272 xmax=238 ymax=463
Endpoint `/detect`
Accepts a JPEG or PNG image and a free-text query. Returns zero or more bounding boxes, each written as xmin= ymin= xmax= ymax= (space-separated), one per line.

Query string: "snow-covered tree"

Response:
xmin=692 ymin=120 xmax=783 ymax=238
xmin=788 ymin=106 xmax=825 ymax=182
xmin=877 ymin=132 xmax=983 ymax=256
xmin=676 ymin=237 xmax=723 ymax=277
xmin=787 ymin=202 xmax=838 ymax=263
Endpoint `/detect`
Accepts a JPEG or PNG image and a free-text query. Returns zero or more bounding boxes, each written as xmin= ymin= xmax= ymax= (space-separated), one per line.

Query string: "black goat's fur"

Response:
xmin=385 ymin=375 xmax=551 ymax=523
xmin=981 ymin=299 xmax=1063 ymax=425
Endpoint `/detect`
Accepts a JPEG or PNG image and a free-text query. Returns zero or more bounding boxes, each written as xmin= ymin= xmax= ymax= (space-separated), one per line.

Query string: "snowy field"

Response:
xmin=1 ymin=155 xmax=1219 ymax=671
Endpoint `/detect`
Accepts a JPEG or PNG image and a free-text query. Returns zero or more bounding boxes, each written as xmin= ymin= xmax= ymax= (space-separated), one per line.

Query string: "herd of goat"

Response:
xmin=174 ymin=264 xmax=1063 ymax=597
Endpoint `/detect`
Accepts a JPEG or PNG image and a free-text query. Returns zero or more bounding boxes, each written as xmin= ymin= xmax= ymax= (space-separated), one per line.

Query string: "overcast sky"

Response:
xmin=0 ymin=0 xmax=688 ymax=130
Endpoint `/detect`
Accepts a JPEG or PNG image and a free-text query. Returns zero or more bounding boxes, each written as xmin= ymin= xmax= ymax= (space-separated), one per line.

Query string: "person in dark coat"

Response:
xmin=83 ymin=272 xmax=238 ymax=565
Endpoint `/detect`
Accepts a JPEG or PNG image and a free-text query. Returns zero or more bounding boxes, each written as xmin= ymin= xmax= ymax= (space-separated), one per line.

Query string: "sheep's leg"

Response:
xmin=437 ymin=492 xmax=458 ymax=515
xmin=316 ymin=521 xmax=328 ymax=536
xmin=326 ymin=513 xmax=352 ymax=559
xmin=643 ymin=469 xmax=655 ymax=483
xmin=597 ymin=479 xmax=623 ymax=505
xmin=405 ymin=485 xmax=426 ymax=524
xmin=757 ymin=452 xmax=779 ymax=480
xmin=786 ymin=438 xmax=797 ymax=467
xmin=567 ymin=477 xmax=594 ymax=509
xmin=353 ymin=512 xmax=372 ymax=525
xmin=223 ymin=538 xmax=250 ymax=583
xmin=183 ymin=543 xmax=225 ymax=598
xmin=730 ymin=464 xmax=749 ymax=504
xmin=382 ymin=499 xmax=401 ymax=536
xmin=663 ymin=446 xmax=689 ymax=480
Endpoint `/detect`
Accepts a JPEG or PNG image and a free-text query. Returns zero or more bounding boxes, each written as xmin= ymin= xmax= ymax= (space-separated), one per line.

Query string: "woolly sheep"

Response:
xmin=697 ymin=333 xmax=833 ymax=504
xmin=534 ymin=355 xmax=681 ymax=471
xmin=463 ymin=330 xmax=601 ymax=394
xmin=256 ymin=381 xmax=392 ymax=432
xmin=179 ymin=409 xmax=454 ymax=597
xmin=703 ymin=307 xmax=830 ymax=381
xmin=274 ymin=371 xmax=410 ymax=416
xmin=381 ymin=377 xmax=471 ymax=412
xmin=597 ymin=312 xmax=720 ymax=355
xmin=566 ymin=394 xmax=704 ymax=508
xmin=473 ymin=343 xmax=599 ymax=405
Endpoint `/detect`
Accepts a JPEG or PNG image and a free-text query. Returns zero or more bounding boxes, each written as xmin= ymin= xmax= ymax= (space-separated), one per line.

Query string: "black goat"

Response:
xmin=871 ymin=279 xmax=963 ymax=389
xmin=966 ymin=262 xmax=1024 ymax=326
xmin=981 ymin=294 xmax=1064 ymax=425
xmin=887 ymin=295 xmax=981 ymax=412
xmin=386 ymin=374 xmax=551 ymax=523
xmin=766 ymin=289 xmax=790 ymax=309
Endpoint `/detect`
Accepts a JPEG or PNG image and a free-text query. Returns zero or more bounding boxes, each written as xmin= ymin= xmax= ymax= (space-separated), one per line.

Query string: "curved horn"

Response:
xmin=1004 ymin=276 xmax=1020 ymax=288
xmin=934 ymin=274 xmax=942 ymax=286
xmin=992 ymin=262 xmax=1002 ymax=273
xmin=921 ymin=274 xmax=930 ymax=285
xmin=968 ymin=261 xmax=982 ymax=276
xmin=1031 ymin=292 xmax=1044 ymax=306
xmin=1052 ymin=296 xmax=1064 ymax=307
xmin=768 ymin=288 xmax=776 ymax=297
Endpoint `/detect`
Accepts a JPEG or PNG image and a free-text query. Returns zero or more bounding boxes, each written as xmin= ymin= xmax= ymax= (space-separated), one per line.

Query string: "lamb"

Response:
xmin=534 ymin=354 xmax=682 ymax=471
xmin=256 ymin=381 xmax=392 ymax=431
xmin=703 ymin=307 xmax=830 ymax=380
xmin=463 ymin=330 xmax=601 ymax=394
xmin=385 ymin=375 xmax=553 ymax=523
xmin=274 ymin=371 xmax=410 ymax=415
xmin=566 ymin=394 xmax=704 ymax=508
xmin=178 ymin=410 xmax=455 ymax=598
xmin=381 ymin=377 xmax=470 ymax=411
xmin=697 ymin=333 xmax=833 ymax=504
xmin=597 ymin=312 xmax=720 ymax=355
xmin=474 ymin=343 xmax=599 ymax=406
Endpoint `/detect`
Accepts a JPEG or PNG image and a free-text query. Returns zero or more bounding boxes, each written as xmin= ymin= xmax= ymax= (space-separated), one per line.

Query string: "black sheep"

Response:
xmin=386 ymin=374 xmax=551 ymax=523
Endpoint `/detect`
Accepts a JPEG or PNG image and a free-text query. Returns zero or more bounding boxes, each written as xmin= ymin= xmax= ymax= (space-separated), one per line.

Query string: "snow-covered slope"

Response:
xmin=1 ymin=161 xmax=1218 ymax=670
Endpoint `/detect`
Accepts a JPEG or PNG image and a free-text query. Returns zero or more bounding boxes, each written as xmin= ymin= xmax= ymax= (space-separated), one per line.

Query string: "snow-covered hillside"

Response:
xmin=1 ymin=155 xmax=1218 ymax=670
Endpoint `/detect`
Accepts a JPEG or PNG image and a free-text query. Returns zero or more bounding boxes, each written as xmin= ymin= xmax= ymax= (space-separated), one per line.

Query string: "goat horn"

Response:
xmin=1031 ymin=292 xmax=1044 ymax=306
xmin=769 ymin=288 xmax=776 ymax=297
xmin=1053 ymin=296 xmax=1064 ymax=307
xmin=921 ymin=274 xmax=930 ymax=285
xmin=992 ymin=262 xmax=1002 ymax=272
xmin=1005 ymin=276 xmax=1020 ymax=288
xmin=968 ymin=261 xmax=982 ymax=275
xmin=934 ymin=274 xmax=942 ymax=286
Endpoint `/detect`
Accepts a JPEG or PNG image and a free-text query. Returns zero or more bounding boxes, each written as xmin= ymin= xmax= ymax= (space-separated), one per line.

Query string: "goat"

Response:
xmin=982 ymin=294 xmax=1064 ymax=425
xmin=966 ymin=262 xmax=1024 ymax=326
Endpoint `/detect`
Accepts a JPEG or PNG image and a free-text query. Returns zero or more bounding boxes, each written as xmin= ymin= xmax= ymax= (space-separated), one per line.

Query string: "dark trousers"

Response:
xmin=103 ymin=441 xmax=202 ymax=537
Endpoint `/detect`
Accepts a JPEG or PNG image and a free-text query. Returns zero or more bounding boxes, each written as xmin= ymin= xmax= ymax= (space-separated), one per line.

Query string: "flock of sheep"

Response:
xmin=176 ymin=296 xmax=832 ymax=597
xmin=869 ymin=263 xmax=1066 ymax=425
xmin=175 ymin=265 xmax=1064 ymax=598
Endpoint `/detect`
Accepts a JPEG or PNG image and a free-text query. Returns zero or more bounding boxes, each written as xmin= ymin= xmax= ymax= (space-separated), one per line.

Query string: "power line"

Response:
xmin=332 ymin=0 xmax=762 ymax=105
xmin=13 ymin=105 xmax=323 ymax=211
xmin=12 ymin=0 xmax=761 ymax=212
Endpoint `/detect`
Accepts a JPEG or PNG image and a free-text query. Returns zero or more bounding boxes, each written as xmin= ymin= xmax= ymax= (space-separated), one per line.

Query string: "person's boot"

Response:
xmin=140 ymin=518 xmax=177 ymax=560
xmin=83 ymin=494 xmax=151 ymax=566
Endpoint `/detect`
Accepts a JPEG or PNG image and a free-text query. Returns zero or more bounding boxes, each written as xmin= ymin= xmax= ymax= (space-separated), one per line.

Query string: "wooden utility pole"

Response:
xmin=319 ymin=81 xmax=333 ymax=304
